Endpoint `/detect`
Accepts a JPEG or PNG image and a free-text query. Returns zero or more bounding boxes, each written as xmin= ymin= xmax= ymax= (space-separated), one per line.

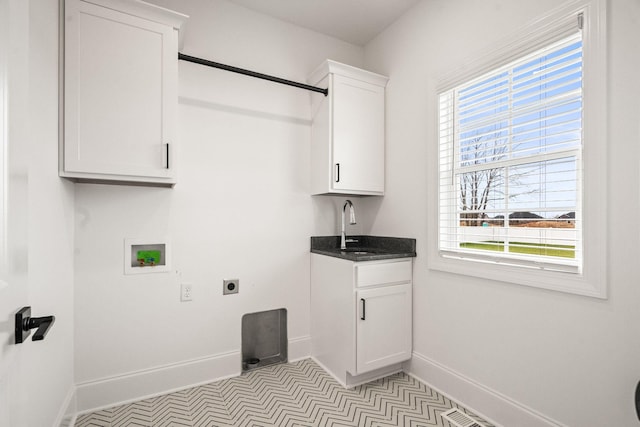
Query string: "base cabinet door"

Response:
xmin=356 ymin=283 xmax=412 ymax=374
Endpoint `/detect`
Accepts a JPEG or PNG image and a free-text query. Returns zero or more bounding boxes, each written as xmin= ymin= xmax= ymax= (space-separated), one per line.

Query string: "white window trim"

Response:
xmin=427 ymin=0 xmax=607 ymax=298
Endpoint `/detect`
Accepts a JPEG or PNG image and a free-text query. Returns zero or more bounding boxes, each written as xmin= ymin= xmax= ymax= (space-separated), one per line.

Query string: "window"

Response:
xmin=431 ymin=1 xmax=607 ymax=297
xmin=439 ymin=33 xmax=583 ymax=272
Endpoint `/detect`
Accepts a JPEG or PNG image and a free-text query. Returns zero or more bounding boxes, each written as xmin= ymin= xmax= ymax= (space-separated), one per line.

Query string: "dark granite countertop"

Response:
xmin=310 ymin=235 xmax=416 ymax=262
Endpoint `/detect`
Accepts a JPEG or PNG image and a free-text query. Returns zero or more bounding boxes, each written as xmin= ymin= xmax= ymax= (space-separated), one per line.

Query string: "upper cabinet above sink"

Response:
xmin=308 ymin=60 xmax=388 ymax=196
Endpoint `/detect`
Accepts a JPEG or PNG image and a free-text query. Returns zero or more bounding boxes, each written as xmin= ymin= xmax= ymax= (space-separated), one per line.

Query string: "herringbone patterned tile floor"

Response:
xmin=75 ymin=358 xmax=493 ymax=427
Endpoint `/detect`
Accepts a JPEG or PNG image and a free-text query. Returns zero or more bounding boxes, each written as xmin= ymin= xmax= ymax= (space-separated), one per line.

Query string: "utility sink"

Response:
xmin=340 ymin=248 xmax=372 ymax=254
xmin=310 ymin=236 xmax=417 ymax=262
xmin=341 ymin=250 xmax=371 ymax=255
xmin=339 ymin=247 xmax=387 ymax=255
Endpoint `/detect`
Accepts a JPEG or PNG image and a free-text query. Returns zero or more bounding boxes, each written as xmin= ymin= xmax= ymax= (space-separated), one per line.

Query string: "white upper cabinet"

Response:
xmin=61 ymin=0 xmax=187 ymax=186
xmin=308 ymin=60 xmax=388 ymax=196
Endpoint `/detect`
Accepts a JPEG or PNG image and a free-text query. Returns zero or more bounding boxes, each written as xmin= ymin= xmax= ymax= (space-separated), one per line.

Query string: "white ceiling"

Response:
xmin=228 ymin=0 xmax=421 ymax=46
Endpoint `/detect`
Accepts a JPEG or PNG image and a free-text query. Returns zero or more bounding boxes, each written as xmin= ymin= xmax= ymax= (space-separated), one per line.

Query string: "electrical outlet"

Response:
xmin=223 ymin=279 xmax=239 ymax=295
xmin=181 ymin=283 xmax=193 ymax=302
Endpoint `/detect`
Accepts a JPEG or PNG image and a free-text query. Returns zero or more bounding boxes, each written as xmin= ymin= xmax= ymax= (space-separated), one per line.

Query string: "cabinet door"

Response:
xmin=356 ymin=283 xmax=412 ymax=374
xmin=332 ymin=74 xmax=384 ymax=194
xmin=64 ymin=0 xmax=177 ymax=181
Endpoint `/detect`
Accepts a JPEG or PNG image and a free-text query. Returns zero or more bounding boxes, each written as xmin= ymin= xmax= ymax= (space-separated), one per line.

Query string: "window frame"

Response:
xmin=428 ymin=0 xmax=607 ymax=298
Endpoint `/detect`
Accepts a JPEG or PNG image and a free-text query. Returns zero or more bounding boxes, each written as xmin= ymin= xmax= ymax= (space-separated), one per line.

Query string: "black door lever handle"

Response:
xmin=15 ymin=306 xmax=56 ymax=344
xmin=28 ymin=315 xmax=55 ymax=341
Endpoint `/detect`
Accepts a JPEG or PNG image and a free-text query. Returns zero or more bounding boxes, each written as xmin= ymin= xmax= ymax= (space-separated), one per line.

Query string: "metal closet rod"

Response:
xmin=178 ymin=53 xmax=329 ymax=96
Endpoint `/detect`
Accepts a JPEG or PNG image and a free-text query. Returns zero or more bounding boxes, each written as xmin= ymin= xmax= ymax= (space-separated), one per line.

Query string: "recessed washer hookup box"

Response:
xmin=124 ymin=238 xmax=171 ymax=274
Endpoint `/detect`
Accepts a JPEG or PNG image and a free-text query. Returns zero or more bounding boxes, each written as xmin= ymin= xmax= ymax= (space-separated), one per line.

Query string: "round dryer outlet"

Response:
xmin=223 ymin=279 xmax=239 ymax=295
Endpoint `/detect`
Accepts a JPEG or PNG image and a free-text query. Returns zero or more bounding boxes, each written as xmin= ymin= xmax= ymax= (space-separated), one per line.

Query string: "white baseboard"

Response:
xmin=75 ymin=350 xmax=241 ymax=414
xmin=54 ymin=385 xmax=76 ymax=427
xmin=345 ymin=364 xmax=403 ymax=389
xmin=310 ymin=356 xmax=348 ymax=387
xmin=406 ymin=352 xmax=566 ymax=427
xmin=289 ymin=335 xmax=311 ymax=362
xmin=75 ymin=335 xmax=312 ymax=415
xmin=311 ymin=356 xmax=402 ymax=389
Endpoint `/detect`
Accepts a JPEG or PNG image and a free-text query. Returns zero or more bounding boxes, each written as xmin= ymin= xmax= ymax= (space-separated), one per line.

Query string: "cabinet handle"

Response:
xmin=165 ymin=143 xmax=170 ymax=169
xmin=360 ymin=298 xmax=366 ymax=320
xmin=335 ymin=163 xmax=340 ymax=182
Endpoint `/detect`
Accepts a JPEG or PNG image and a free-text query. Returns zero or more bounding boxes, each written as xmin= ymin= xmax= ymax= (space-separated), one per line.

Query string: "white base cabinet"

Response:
xmin=310 ymin=254 xmax=412 ymax=388
xmin=308 ymin=60 xmax=388 ymax=196
xmin=61 ymin=0 xmax=187 ymax=186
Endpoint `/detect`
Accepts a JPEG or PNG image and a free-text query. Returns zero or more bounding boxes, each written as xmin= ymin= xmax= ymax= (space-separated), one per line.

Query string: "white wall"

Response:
xmin=73 ymin=0 xmax=368 ymax=411
xmin=363 ymin=0 xmax=640 ymax=426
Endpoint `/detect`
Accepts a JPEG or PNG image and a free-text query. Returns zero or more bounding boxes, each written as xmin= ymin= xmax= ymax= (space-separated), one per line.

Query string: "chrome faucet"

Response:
xmin=341 ymin=200 xmax=357 ymax=250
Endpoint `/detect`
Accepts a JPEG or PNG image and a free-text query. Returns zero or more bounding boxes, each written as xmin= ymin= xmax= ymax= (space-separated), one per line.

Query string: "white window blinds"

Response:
xmin=438 ymin=31 xmax=583 ymax=273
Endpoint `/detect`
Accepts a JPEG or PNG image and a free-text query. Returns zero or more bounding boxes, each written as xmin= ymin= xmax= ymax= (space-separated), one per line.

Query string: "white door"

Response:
xmin=356 ymin=283 xmax=412 ymax=374
xmin=1 ymin=1 xmax=74 ymax=425
xmin=0 ymin=0 xmax=31 ymax=424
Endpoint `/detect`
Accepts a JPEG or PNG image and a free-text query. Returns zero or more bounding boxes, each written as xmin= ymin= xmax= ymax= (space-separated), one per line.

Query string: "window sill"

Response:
xmin=428 ymin=251 xmax=606 ymax=298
